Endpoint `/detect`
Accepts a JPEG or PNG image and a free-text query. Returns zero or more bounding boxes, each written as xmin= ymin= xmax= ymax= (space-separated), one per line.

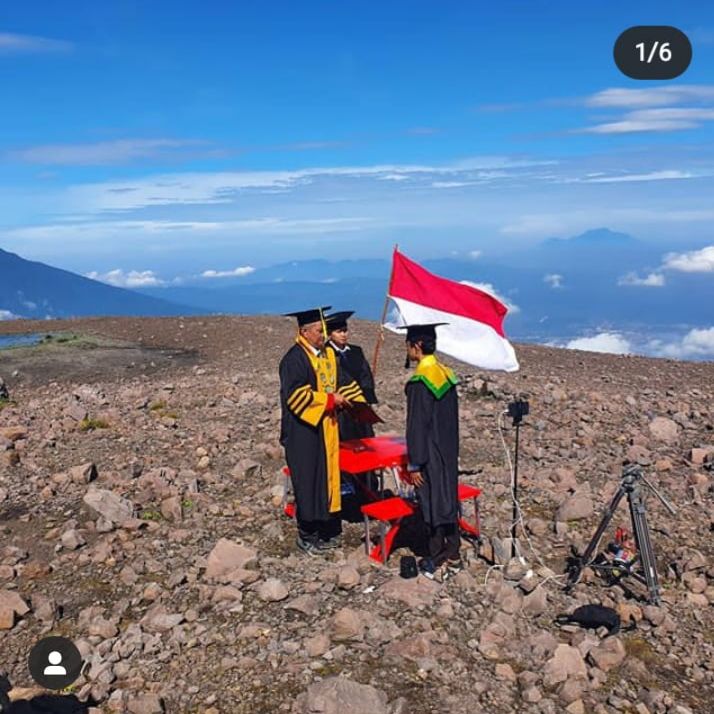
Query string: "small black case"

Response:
xmin=400 ymin=555 xmax=418 ymax=579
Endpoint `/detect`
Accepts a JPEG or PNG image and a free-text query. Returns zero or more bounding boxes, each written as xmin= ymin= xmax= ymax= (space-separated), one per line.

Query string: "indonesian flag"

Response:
xmin=384 ymin=248 xmax=519 ymax=371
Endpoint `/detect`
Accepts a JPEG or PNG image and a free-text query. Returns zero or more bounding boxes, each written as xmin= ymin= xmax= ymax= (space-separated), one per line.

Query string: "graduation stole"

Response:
xmin=295 ymin=334 xmax=341 ymax=513
xmin=296 ymin=335 xmax=337 ymax=394
xmin=409 ymin=354 xmax=458 ymax=399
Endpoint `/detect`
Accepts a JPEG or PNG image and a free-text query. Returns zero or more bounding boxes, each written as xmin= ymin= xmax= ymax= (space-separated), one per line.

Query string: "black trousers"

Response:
xmin=428 ymin=523 xmax=460 ymax=566
xmin=297 ymin=514 xmax=342 ymax=543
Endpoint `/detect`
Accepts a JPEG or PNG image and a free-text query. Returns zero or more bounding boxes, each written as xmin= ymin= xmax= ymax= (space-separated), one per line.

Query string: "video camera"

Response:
xmin=507 ymin=397 xmax=529 ymax=425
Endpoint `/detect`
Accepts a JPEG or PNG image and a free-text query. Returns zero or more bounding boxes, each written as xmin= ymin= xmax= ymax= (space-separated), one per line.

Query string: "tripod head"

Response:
xmin=621 ymin=463 xmax=677 ymax=515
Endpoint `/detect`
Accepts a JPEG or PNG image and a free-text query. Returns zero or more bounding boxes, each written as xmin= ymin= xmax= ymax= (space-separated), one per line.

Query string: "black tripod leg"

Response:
xmin=629 ymin=489 xmax=661 ymax=605
xmin=565 ymin=486 xmax=625 ymax=591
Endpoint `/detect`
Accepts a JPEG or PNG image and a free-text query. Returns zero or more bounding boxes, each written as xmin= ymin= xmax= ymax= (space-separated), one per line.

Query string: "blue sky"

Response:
xmin=1 ymin=1 xmax=713 ymax=286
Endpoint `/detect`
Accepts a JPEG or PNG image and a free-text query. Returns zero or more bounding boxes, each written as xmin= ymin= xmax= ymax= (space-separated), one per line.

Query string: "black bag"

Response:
xmin=555 ymin=604 xmax=623 ymax=635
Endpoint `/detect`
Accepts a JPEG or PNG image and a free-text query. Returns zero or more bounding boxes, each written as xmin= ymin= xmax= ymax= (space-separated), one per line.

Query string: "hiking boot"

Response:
xmin=318 ymin=534 xmax=342 ymax=550
xmin=445 ymin=558 xmax=464 ymax=576
xmin=418 ymin=557 xmax=436 ymax=579
xmin=296 ymin=535 xmax=320 ymax=556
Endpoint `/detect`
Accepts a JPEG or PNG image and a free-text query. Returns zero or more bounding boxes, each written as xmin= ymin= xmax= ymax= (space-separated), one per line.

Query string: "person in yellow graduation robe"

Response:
xmin=279 ymin=307 xmax=366 ymax=555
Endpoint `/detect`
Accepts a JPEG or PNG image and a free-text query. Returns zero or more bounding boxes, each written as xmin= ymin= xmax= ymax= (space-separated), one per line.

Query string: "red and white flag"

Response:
xmin=384 ymin=248 xmax=519 ymax=371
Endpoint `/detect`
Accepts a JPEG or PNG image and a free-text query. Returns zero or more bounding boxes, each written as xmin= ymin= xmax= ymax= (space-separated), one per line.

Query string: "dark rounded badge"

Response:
xmin=614 ymin=26 xmax=692 ymax=80
xmin=28 ymin=636 xmax=83 ymax=690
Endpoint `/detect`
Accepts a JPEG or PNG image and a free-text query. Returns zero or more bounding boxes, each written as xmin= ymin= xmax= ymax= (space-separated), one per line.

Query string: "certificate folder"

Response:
xmin=345 ymin=402 xmax=383 ymax=425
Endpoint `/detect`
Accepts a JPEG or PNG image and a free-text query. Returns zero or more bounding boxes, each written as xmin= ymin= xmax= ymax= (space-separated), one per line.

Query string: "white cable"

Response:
xmin=492 ymin=408 xmax=568 ymax=589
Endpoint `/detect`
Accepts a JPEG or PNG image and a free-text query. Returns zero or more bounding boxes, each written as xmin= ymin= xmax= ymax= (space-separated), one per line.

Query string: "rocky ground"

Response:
xmin=0 ymin=315 xmax=712 ymax=714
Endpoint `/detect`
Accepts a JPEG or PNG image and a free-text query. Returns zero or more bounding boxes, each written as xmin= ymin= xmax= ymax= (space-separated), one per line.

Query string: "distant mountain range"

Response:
xmin=2 ymin=229 xmax=712 ymax=357
xmin=0 ymin=247 xmax=198 ymax=319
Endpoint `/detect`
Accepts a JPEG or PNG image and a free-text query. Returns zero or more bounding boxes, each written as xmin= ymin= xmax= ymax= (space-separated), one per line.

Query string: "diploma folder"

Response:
xmin=345 ymin=402 xmax=383 ymax=425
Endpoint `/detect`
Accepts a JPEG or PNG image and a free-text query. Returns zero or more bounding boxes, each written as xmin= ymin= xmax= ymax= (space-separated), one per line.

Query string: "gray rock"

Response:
xmin=337 ymin=565 xmax=360 ymax=590
xmin=331 ymin=607 xmax=365 ymax=642
xmin=522 ymin=586 xmax=548 ymax=616
xmin=588 ymin=636 xmax=626 ymax=672
xmin=543 ymin=644 xmax=588 ymax=687
xmin=305 ymin=633 xmax=330 ymax=657
xmin=556 ymin=492 xmax=594 ymax=521
xmin=69 ymin=462 xmax=98 ymax=484
xmin=61 ymin=529 xmax=86 ymax=550
xmin=257 ymin=578 xmax=289 ymax=602
xmin=380 ymin=575 xmax=440 ymax=608
xmin=648 ymin=416 xmax=679 ymax=444
xmin=83 ymin=488 xmax=134 ymax=524
xmin=293 ymin=676 xmax=389 ymax=714
xmin=204 ymin=538 xmax=258 ymax=581
xmin=141 ymin=605 xmax=184 ymax=633
xmin=126 ymin=694 xmax=165 ymax=713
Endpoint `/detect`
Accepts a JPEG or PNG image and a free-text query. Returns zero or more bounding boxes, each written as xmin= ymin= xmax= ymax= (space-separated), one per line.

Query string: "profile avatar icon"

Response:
xmin=43 ymin=650 xmax=67 ymax=676
xmin=28 ymin=636 xmax=82 ymax=690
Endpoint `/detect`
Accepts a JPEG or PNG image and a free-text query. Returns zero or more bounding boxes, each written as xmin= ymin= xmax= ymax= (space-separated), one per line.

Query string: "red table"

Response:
xmin=283 ymin=435 xmax=481 ymax=562
xmin=339 ymin=435 xmax=407 ymax=474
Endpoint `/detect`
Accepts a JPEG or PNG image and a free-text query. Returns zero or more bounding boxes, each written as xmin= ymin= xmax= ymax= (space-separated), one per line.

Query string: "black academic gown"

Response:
xmin=328 ymin=342 xmax=377 ymax=441
xmin=279 ymin=343 xmax=363 ymax=523
xmin=405 ymin=379 xmax=459 ymax=527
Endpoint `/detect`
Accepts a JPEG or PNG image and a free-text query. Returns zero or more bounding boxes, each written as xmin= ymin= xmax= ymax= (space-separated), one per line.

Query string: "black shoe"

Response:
xmin=418 ymin=557 xmax=436 ymax=579
xmin=296 ymin=535 xmax=320 ymax=556
xmin=445 ymin=558 xmax=463 ymax=575
xmin=319 ymin=534 xmax=342 ymax=550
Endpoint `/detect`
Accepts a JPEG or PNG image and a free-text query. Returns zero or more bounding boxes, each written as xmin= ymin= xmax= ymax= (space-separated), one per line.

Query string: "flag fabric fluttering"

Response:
xmin=383 ymin=248 xmax=519 ymax=372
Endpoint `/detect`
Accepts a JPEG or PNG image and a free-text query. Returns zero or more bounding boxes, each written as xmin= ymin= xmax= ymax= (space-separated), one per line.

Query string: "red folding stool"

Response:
xmin=282 ymin=466 xmax=296 ymax=519
xmin=457 ymin=483 xmax=482 ymax=540
xmin=361 ymin=497 xmax=416 ymax=564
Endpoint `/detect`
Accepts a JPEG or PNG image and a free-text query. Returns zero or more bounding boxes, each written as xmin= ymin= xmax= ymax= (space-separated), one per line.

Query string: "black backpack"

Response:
xmin=555 ymin=604 xmax=630 ymax=636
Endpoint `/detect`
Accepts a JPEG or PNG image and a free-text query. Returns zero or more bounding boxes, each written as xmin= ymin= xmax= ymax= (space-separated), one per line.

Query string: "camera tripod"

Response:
xmin=565 ymin=463 xmax=676 ymax=605
xmin=508 ymin=398 xmax=529 ymax=558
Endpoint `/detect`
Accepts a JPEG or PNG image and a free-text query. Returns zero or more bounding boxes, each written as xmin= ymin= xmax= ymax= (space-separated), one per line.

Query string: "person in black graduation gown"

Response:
xmin=400 ymin=323 xmax=461 ymax=577
xmin=324 ymin=311 xmax=378 ymax=441
xmin=279 ymin=306 xmax=366 ymax=555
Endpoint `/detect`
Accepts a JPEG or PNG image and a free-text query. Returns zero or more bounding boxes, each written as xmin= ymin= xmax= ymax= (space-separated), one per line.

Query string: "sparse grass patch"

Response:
xmin=181 ymin=498 xmax=195 ymax=511
xmin=0 ymin=398 xmax=16 ymax=411
xmin=78 ymin=417 xmax=110 ymax=432
xmin=624 ymin=636 xmax=659 ymax=664
xmin=149 ymin=399 xmax=179 ymax=420
xmin=140 ymin=508 xmax=164 ymax=521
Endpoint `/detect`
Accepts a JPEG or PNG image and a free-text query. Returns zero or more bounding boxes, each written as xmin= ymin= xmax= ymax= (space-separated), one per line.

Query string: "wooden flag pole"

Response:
xmin=371 ymin=244 xmax=398 ymax=377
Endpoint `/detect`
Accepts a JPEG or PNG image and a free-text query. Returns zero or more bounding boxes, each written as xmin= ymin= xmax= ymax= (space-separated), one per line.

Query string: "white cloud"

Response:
xmin=651 ymin=327 xmax=714 ymax=358
xmin=469 ymin=250 xmax=482 ymax=259
xmin=0 ymin=309 xmax=21 ymax=320
xmin=432 ymin=181 xmax=477 ymax=188
xmin=12 ymin=138 xmax=206 ymax=166
xmin=580 ymin=170 xmax=694 ymax=183
xmin=201 ymin=266 xmax=255 ymax=279
xmin=459 ymin=280 xmax=520 ymax=313
xmin=580 ymin=106 xmax=714 ymax=135
xmin=618 ymin=272 xmax=666 ymax=287
xmin=565 ymin=332 xmax=631 ymax=355
xmin=8 ymin=217 xmax=372 ymax=245
xmin=61 ymin=157 xmax=556 ymax=212
xmin=0 ymin=32 xmax=72 ymax=54
xmin=586 ymin=85 xmax=714 ymax=109
xmin=543 ymin=273 xmax=564 ymax=288
xmin=662 ymin=245 xmax=714 ymax=273
xmin=85 ymin=269 xmax=166 ymax=288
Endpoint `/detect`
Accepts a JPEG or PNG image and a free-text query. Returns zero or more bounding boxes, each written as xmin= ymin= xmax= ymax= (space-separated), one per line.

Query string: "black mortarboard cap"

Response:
xmin=325 ymin=310 xmax=354 ymax=331
xmin=396 ymin=322 xmax=448 ymax=341
xmin=283 ymin=306 xmax=331 ymax=327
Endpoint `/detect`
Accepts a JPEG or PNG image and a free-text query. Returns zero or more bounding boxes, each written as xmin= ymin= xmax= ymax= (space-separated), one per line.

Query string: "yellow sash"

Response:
xmin=296 ymin=336 xmax=341 ymax=513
